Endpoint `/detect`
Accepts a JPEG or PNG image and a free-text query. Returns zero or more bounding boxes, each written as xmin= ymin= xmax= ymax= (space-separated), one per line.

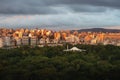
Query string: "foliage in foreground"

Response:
xmin=0 ymin=44 xmax=120 ymax=80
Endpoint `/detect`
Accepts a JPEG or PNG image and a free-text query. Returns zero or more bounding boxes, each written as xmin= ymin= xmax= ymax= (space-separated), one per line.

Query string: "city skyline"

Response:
xmin=0 ymin=0 xmax=120 ymax=30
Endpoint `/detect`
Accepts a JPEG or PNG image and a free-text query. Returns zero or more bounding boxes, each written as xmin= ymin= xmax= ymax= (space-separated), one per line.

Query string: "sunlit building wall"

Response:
xmin=0 ymin=38 xmax=3 ymax=48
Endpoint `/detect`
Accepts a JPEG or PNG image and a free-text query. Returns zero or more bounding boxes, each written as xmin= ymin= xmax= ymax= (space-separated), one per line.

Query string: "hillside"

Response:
xmin=72 ymin=28 xmax=120 ymax=33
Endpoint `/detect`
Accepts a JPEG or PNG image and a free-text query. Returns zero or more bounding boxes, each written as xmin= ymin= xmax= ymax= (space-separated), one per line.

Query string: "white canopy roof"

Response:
xmin=70 ymin=47 xmax=81 ymax=51
xmin=64 ymin=46 xmax=86 ymax=52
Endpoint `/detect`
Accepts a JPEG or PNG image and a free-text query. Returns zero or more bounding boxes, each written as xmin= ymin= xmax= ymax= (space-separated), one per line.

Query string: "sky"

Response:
xmin=0 ymin=0 xmax=120 ymax=30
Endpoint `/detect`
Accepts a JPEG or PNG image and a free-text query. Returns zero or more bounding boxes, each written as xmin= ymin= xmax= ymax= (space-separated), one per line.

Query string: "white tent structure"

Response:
xmin=63 ymin=46 xmax=86 ymax=52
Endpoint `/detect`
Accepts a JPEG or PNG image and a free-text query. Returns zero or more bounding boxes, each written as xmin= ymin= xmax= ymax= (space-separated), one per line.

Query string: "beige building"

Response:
xmin=3 ymin=37 xmax=11 ymax=47
xmin=39 ymin=38 xmax=46 ymax=44
xmin=0 ymin=38 xmax=3 ymax=48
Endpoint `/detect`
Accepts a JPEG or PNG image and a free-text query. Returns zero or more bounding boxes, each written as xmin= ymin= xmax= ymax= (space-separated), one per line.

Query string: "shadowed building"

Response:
xmin=30 ymin=36 xmax=37 ymax=46
xmin=3 ymin=37 xmax=11 ymax=47
xmin=22 ymin=36 xmax=30 ymax=45
xmin=15 ymin=37 xmax=22 ymax=46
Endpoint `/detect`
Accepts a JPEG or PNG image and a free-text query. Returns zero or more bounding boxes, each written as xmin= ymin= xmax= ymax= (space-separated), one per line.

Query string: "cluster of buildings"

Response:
xmin=0 ymin=28 xmax=120 ymax=48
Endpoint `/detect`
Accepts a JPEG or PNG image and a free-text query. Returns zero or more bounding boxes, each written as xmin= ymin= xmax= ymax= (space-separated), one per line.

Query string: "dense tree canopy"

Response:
xmin=0 ymin=44 xmax=120 ymax=80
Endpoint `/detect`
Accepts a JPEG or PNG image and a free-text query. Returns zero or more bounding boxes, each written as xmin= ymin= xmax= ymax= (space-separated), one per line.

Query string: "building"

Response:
xmin=22 ymin=36 xmax=30 ymax=45
xmin=116 ymin=43 xmax=120 ymax=46
xmin=39 ymin=38 xmax=46 ymax=44
xmin=0 ymin=38 xmax=3 ymax=48
xmin=30 ymin=36 xmax=37 ymax=46
xmin=91 ymin=38 xmax=97 ymax=44
xmin=3 ymin=37 xmax=11 ymax=47
xmin=15 ymin=37 xmax=22 ymax=46
xmin=46 ymin=38 xmax=50 ymax=43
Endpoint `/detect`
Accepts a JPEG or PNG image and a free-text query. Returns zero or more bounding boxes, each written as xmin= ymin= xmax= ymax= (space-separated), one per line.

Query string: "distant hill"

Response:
xmin=72 ymin=28 xmax=120 ymax=33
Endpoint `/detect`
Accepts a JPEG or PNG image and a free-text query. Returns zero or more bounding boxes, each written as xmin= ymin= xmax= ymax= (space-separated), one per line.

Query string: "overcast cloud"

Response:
xmin=0 ymin=0 xmax=120 ymax=30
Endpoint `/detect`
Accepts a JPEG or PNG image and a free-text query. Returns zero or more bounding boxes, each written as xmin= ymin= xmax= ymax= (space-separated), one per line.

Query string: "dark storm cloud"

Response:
xmin=55 ymin=0 xmax=120 ymax=9
xmin=68 ymin=5 xmax=107 ymax=13
xmin=0 ymin=0 xmax=120 ymax=14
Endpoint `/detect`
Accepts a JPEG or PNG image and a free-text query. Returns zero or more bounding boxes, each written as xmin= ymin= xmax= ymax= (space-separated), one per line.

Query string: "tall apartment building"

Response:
xmin=0 ymin=38 xmax=3 ymax=48
xmin=30 ymin=36 xmax=37 ymax=46
xmin=15 ymin=37 xmax=22 ymax=46
xmin=3 ymin=37 xmax=11 ymax=47
xmin=22 ymin=36 xmax=30 ymax=45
